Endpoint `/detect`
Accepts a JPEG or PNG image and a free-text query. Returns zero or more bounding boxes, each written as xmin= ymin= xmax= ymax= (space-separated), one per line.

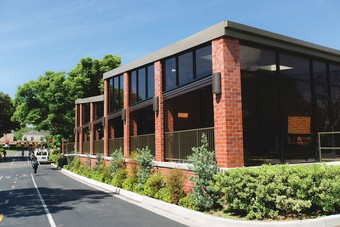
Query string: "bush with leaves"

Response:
xmin=143 ymin=172 xmax=165 ymax=198
xmin=187 ymin=133 xmax=218 ymax=211
xmin=134 ymin=146 xmax=154 ymax=192
xmin=165 ymin=168 xmax=186 ymax=204
xmin=122 ymin=167 xmax=138 ymax=192
xmin=212 ymin=164 xmax=340 ymax=220
xmin=110 ymin=148 xmax=125 ymax=175
xmin=111 ymin=168 xmax=127 ymax=188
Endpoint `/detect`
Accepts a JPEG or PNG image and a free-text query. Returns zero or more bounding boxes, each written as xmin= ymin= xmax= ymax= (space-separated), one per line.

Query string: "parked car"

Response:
xmin=34 ymin=149 xmax=49 ymax=163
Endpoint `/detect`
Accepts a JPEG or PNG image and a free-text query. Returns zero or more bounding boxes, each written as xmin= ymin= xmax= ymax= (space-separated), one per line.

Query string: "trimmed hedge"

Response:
xmin=212 ymin=164 xmax=340 ymax=220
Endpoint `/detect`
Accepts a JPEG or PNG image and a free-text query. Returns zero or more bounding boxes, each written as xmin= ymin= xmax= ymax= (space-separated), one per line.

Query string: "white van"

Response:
xmin=34 ymin=149 xmax=49 ymax=163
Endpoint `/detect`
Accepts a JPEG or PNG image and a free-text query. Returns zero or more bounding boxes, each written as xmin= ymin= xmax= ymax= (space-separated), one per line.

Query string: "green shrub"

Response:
xmin=179 ymin=194 xmax=194 ymax=209
xmin=110 ymin=148 xmax=125 ymax=175
xmin=122 ymin=167 xmax=138 ymax=191
xmin=111 ymin=168 xmax=127 ymax=188
xmin=158 ymin=187 xmax=171 ymax=203
xmin=143 ymin=172 xmax=165 ymax=198
xmin=165 ymin=168 xmax=186 ymax=204
xmin=134 ymin=146 xmax=154 ymax=192
xmin=188 ymin=133 xmax=218 ymax=211
xmin=212 ymin=164 xmax=340 ymax=220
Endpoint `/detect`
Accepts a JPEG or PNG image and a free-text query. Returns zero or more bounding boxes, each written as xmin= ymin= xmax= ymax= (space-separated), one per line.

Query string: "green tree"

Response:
xmin=68 ymin=54 xmax=121 ymax=99
xmin=0 ymin=92 xmax=18 ymax=135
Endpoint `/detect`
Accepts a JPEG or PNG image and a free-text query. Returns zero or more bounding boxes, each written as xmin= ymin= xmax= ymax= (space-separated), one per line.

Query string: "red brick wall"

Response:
xmin=103 ymin=79 xmax=109 ymax=156
xmin=79 ymin=104 xmax=83 ymax=154
xmin=123 ymin=72 xmax=130 ymax=159
xmin=74 ymin=104 xmax=79 ymax=152
xmin=154 ymin=61 xmax=165 ymax=162
xmin=90 ymin=102 xmax=95 ymax=155
xmin=212 ymin=37 xmax=244 ymax=168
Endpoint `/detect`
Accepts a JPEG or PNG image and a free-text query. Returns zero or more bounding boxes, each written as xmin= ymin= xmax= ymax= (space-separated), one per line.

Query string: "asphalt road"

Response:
xmin=0 ymin=150 xmax=186 ymax=227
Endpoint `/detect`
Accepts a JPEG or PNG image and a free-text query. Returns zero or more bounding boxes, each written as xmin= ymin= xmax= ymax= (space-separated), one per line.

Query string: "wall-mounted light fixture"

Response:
xmin=212 ymin=72 xmax=221 ymax=94
xmin=153 ymin=96 xmax=159 ymax=112
xmin=121 ymin=109 xmax=126 ymax=121
xmin=102 ymin=116 xmax=105 ymax=127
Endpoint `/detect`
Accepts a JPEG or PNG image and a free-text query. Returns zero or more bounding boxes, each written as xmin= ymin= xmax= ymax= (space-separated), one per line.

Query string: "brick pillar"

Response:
xmin=74 ymin=104 xmax=79 ymax=152
xmin=103 ymin=79 xmax=109 ymax=156
xmin=212 ymin=37 xmax=244 ymax=168
xmin=154 ymin=61 xmax=165 ymax=162
xmin=79 ymin=104 xmax=83 ymax=154
xmin=90 ymin=102 xmax=95 ymax=155
xmin=123 ymin=72 xmax=130 ymax=159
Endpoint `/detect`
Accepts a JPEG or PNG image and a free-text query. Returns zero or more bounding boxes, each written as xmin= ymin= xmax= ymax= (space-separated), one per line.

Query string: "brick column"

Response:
xmin=79 ymin=104 xmax=83 ymax=154
xmin=212 ymin=37 xmax=244 ymax=168
xmin=123 ymin=72 xmax=130 ymax=159
xmin=154 ymin=61 xmax=165 ymax=162
xmin=103 ymin=79 xmax=109 ymax=156
xmin=90 ymin=102 xmax=95 ymax=155
xmin=74 ymin=104 xmax=79 ymax=152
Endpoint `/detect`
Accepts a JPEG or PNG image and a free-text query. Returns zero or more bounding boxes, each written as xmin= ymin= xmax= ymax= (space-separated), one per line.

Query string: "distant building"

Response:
xmin=22 ymin=130 xmax=49 ymax=144
xmin=0 ymin=133 xmax=15 ymax=145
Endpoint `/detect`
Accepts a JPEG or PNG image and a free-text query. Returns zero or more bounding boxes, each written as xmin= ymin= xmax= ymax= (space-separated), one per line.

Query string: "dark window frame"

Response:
xmin=162 ymin=43 xmax=212 ymax=92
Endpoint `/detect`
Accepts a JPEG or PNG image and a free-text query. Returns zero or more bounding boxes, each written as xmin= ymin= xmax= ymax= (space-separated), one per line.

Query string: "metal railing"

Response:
xmin=165 ymin=127 xmax=214 ymax=162
xmin=94 ymin=140 xmax=104 ymax=155
xmin=130 ymin=133 xmax=155 ymax=156
xmin=109 ymin=137 xmax=124 ymax=155
xmin=63 ymin=142 xmax=75 ymax=154
xmin=82 ymin=141 xmax=90 ymax=154
xmin=318 ymin=131 xmax=340 ymax=161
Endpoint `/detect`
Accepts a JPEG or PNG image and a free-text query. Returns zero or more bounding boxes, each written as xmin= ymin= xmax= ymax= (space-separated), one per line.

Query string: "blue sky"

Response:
xmin=0 ymin=0 xmax=339 ymax=98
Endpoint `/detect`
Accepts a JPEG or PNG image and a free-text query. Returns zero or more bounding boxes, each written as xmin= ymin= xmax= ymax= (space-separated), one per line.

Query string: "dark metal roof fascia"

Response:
xmin=75 ymin=95 xmax=104 ymax=104
xmin=225 ymin=21 xmax=340 ymax=62
xmin=103 ymin=21 xmax=227 ymax=80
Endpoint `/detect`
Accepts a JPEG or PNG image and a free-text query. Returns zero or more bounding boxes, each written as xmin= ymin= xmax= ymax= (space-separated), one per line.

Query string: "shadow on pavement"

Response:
xmin=0 ymin=187 xmax=112 ymax=218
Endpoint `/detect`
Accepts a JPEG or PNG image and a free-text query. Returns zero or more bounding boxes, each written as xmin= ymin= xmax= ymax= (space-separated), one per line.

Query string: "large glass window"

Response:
xmin=138 ymin=68 xmax=146 ymax=101
xmin=330 ymin=64 xmax=340 ymax=130
xmin=179 ymin=52 xmax=193 ymax=86
xmin=129 ymin=64 xmax=155 ymax=105
xmin=165 ymin=57 xmax=177 ymax=91
xmin=196 ymin=45 xmax=212 ymax=79
xmin=164 ymin=44 xmax=212 ymax=92
xmin=109 ymin=74 xmax=124 ymax=113
xmin=147 ymin=65 xmax=155 ymax=98
xmin=130 ymin=71 xmax=138 ymax=104
xmin=240 ymin=45 xmax=280 ymax=163
xmin=280 ymin=53 xmax=313 ymax=161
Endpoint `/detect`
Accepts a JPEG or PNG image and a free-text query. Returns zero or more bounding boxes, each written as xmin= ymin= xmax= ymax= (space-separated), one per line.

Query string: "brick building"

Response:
xmin=68 ymin=21 xmax=340 ymax=169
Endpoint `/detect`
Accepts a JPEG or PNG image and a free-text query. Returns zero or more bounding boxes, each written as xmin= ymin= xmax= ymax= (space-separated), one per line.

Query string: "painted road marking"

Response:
xmin=31 ymin=174 xmax=57 ymax=227
xmin=4 ymin=199 xmax=9 ymax=204
xmin=9 ymin=191 xmax=12 ymax=195
xmin=0 ymin=176 xmax=3 ymax=180
xmin=14 ymin=181 xmax=16 ymax=184
xmin=0 ymin=214 xmax=3 ymax=222
xmin=11 ymin=185 xmax=15 ymax=189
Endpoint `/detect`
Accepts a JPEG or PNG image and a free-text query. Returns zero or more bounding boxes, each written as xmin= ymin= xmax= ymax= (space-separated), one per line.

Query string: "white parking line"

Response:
xmin=31 ymin=174 xmax=56 ymax=227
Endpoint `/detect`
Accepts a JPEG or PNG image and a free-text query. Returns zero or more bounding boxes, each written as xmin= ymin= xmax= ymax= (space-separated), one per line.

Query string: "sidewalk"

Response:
xmin=54 ymin=165 xmax=340 ymax=227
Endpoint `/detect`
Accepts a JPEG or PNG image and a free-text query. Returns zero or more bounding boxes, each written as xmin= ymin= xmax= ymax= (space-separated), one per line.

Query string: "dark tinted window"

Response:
xmin=130 ymin=71 xmax=137 ymax=104
xmin=147 ymin=65 xmax=155 ymax=98
xmin=165 ymin=57 xmax=177 ymax=91
xmin=196 ymin=45 xmax=212 ymax=79
xmin=138 ymin=68 xmax=146 ymax=101
xmin=178 ymin=52 xmax=193 ymax=86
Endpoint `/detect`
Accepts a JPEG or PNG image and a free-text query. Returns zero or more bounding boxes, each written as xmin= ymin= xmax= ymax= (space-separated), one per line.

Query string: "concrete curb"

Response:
xmin=53 ymin=164 xmax=340 ymax=227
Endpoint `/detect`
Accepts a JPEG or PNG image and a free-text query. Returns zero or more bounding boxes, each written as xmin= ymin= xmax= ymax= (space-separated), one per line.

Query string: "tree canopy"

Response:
xmin=0 ymin=92 xmax=19 ymax=135
xmin=12 ymin=54 xmax=121 ymax=142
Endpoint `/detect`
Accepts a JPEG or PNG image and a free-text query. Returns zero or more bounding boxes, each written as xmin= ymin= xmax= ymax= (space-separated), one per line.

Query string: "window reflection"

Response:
xmin=130 ymin=71 xmax=137 ymax=104
xmin=164 ymin=44 xmax=212 ymax=92
xmin=138 ymin=68 xmax=146 ymax=101
xmin=179 ymin=52 xmax=193 ymax=86
xmin=147 ymin=65 xmax=155 ymax=98
xmin=240 ymin=45 xmax=280 ymax=164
